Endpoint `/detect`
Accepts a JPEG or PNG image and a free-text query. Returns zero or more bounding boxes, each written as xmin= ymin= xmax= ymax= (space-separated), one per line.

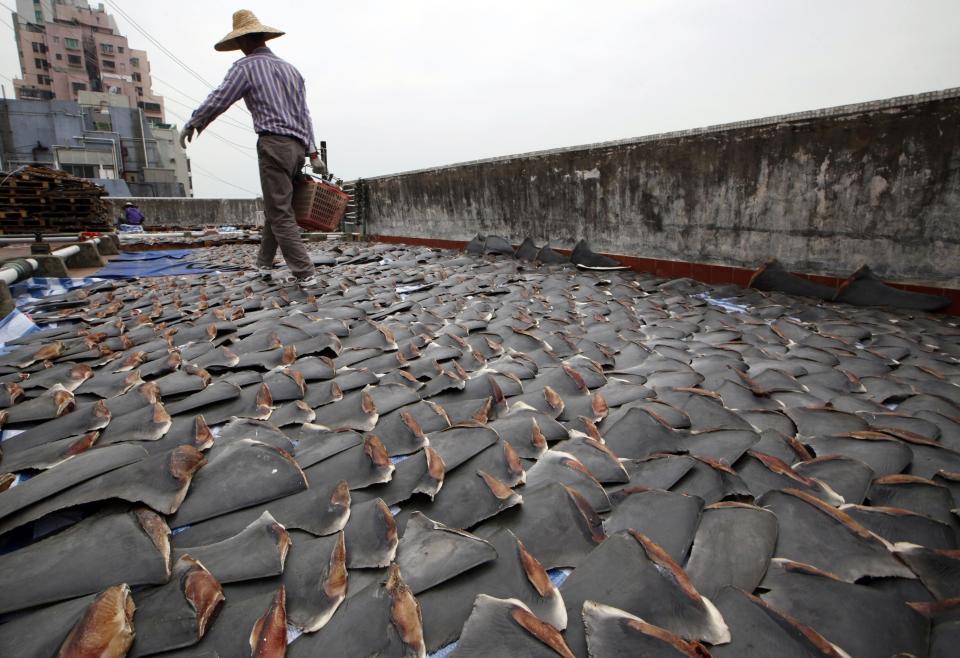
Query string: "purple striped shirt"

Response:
xmin=187 ymin=47 xmax=317 ymax=153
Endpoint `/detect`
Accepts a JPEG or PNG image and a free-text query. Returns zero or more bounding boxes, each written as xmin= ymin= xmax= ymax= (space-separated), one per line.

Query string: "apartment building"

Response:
xmin=11 ymin=0 xmax=165 ymax=124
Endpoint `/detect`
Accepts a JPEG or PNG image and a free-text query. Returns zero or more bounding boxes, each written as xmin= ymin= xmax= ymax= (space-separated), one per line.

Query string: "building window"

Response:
xmin=55 ymin=53 xmax=62 ymax=60
xmin=65 ymin=38 xmax=80 ymax=50
xmin=101 ymin=59 xmax=115 ymax=70
xmin=34 ymin=58 xmax=48 ymax=69
xmin=132 ymin=72 xmax=141 ymax=82
xmin=37 ymin=74 xmax=52 ymax=85
xmin=130 ymin=57 xmax=139 ymax=67
xmin=62 ymin=164 xmax=98 ymax=178
xmin=136 ymin=86 xmax=143 ymax=96
xmin=117 ymin=46 xmax=124 ymax=53
xmin=68 ymin=54 xmax=82 ymax=66
xmin=71 ymin=82 xmax=87 ymax=95
xmin=31 ymin=42 xmax=45 ymax=53
xmin=53 ymin=37 xmax=59 ymax=43
xmin=35 ymin=10 xmax=42 ymax=22
xmin=139 ymin=101 xmax=162 ymax=113
xmin=100 ymin=43 xmax=114 ymax=54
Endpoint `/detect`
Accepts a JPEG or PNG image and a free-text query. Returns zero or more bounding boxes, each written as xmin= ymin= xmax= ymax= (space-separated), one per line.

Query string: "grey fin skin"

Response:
xmin=287 ymin=564 xmax=426 ymax=658
xmin=173 ymin=511 xmax=291 ymax=584
xmin=802 ymin=433 xmax=914 ymax=476
xmin=525 ymin=450 xmax=610 ymax=513
xmin=218 ymin=417 xmax=295 ymax=451
xmin=0 ymin=400 xmax=111 ymax=454
xmin=303 ymin=434 xmax=395 ymax=490
xmin=759 ymin=559 xmax=929 ymax=658
xmin=164 ymin=380 xmax=241 ymax=415
xmin=452 ymin=595 xmax=577 ymax=658
xmin=583 ymin=601 xmax=713 ymax=658
xmin=194 ymin=382 xmax=274 ymax=426
xmin=844 ymin=505 xmax=958 ymax=550
xmin=601 ymin=407 xmax=684 ymax=459
xmin=175 ymin=586 xmax=287 ymax=658
xmin=0 ymin=442 xmax=148 ymax=524
xmin=835 ymin=265 xmax=950 ymax=311
xmin=1 ymin=384 xmax=74 ymax=425
xmin=684 ymin=503 xmax=779 ymax=600
xmin=397 ymin=512 xmax=499 ymax=594
xmin=553 ymin=435 xmax=629 ymax=484
xmin=129 ymin=556 xmax=224 ymax=657
xmin=97 ymin=401 xmax=172 ymax=444
xmin=311 ymin=388 xmax=380 ymax=431
xmin=793 ymin=456 xmax=875 ymax=505
xmin=351 ymin=445 xmax=445 ymax=507
xmin=343 ymin=497 xmax=399 ymax=568
xmin=417 ymin=527 xmax=566 ymax=653
xmin=710 ymin=587 xmax=848 ymax=658
xmin=170 ymin=479 xmax=350 ymax=547
xmin=0 ymin=508 xmax=171 ymax=614
xmin=371 ymin=406 xmax=431 ymax=456
xmin=570 ymin=239 xmax=628 ymax=270
xmin=396 ymin=466 xmax=521 ymax=533
xmin=279 ymin=530 xmax=347 ymax=632
xmin=423 ymin=422 xmax=501 ymax=469
xmin=293 ymin=426 xmax=364 ymax=467
xmin=603 ymin=489 xmax=703 ymax=564
xmin=681 ymin=429 xmax=760 ymax=465
xmin=0 ymin=592 xmax=98 ymax=656
xmin=168 ymin=439 xmax=307 ymax=527
xmin=735 ymin=451 xmax=843 ymax=506
xmin=560 ymin=530 xmax=730 ymax=656
xmin=0 ymin=444 xmax=205 ymax=535
xmin=476 ymin=482 xmax=606 ymax=569
xmin=867 ymin=475 xmax=960 ymax=530
xmin=749 ymin=259 xmax=837 ymax=300
xmin=894 ymin=544 xmax=960 ymax=600
xmin=757 ymin=488 xmax=915 ymax=582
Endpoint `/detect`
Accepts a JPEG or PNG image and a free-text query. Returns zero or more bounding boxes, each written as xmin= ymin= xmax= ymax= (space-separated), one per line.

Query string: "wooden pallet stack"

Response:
xmin=0 ymin=166 xmax=114 ymax=233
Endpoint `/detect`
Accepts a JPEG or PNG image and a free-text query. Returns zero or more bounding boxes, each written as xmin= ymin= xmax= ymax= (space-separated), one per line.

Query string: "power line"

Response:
xmin=103 ymin=1 xmax=251 ymax=116
xmin=190 ymin=161 xmax=260 ymax=196
xmin=151 ymin=74 xmax=252 ymax=132
xmin=163 ymin=106 xmax=257 ymax=158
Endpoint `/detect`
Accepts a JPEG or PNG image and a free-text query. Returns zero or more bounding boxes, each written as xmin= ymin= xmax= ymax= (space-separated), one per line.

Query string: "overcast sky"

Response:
xmin=2 ymin=0 xmax=959 ymax=198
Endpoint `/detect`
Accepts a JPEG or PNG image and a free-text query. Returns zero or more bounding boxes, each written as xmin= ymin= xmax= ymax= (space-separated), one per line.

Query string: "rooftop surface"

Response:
xmin=0 ymin=239 xmax=958 ymax=656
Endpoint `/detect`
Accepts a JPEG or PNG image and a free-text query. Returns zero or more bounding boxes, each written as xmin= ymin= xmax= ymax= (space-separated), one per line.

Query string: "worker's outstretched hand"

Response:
xmin=179 ymin=126 xmax=196 ymax=149
xmin=310 ymin=154 xmax=327 ymax=176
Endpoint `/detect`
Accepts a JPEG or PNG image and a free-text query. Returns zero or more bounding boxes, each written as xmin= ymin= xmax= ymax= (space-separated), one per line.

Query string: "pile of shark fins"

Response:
xmin=0 ymin=239 xmax=956 ymax=656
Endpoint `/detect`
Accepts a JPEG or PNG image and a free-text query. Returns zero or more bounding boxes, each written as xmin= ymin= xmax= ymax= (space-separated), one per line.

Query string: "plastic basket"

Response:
xmin=293 ymin=174 xmax=350 ymax=232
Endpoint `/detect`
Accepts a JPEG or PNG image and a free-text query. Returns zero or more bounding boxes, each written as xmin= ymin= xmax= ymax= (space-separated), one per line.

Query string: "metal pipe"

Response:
xmin=52 ymin=244 xmax=80 ymax=259
xmin=0 ymin=258 xmax=38 ymax=285
xmin=0 ymin=235 xmax=88 ymax=244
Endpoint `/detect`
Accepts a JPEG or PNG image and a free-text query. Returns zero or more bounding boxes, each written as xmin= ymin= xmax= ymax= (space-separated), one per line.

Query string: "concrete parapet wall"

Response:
xmin=363 ymin=88 xmax=960 ymax=288
xmin=106 ymin=197 xmax=264 ymax=228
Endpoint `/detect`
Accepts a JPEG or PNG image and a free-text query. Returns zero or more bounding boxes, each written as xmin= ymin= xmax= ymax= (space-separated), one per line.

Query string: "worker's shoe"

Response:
xmin=294 ymin=274 xmax=321 ymax=289
xmin=257 ymin=266 xmax=275 ymax=281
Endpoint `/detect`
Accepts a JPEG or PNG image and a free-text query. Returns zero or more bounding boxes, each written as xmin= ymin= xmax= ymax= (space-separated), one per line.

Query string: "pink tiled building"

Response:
xmin=11 ymin=0 xmax=165 ymax=124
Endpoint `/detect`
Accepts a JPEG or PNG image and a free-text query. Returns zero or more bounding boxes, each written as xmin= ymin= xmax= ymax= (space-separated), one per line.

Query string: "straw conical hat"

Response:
xmin=215 ymin=10 xmax=284 ymax=52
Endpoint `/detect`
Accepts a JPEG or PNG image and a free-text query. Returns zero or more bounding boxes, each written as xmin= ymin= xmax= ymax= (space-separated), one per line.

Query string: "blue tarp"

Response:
xmin=94 ymin=250 xmax=221 ymax=278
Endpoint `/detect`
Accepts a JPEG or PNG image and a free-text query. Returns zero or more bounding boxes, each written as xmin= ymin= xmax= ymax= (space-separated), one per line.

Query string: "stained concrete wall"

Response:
xmin=105 ymin=197 xmax=263 ymax=228
xmin=363 ymin=88 xmax=960 ymax=289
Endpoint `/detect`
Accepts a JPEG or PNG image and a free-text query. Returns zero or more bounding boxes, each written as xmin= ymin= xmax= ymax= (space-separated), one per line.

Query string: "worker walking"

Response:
xmin=179 ymin=9 xmax=324 ymax=287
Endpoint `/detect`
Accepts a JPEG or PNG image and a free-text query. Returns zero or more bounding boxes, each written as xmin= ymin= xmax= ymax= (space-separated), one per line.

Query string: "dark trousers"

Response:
xmin=256 ymin=134 xmax=316 ymax=278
